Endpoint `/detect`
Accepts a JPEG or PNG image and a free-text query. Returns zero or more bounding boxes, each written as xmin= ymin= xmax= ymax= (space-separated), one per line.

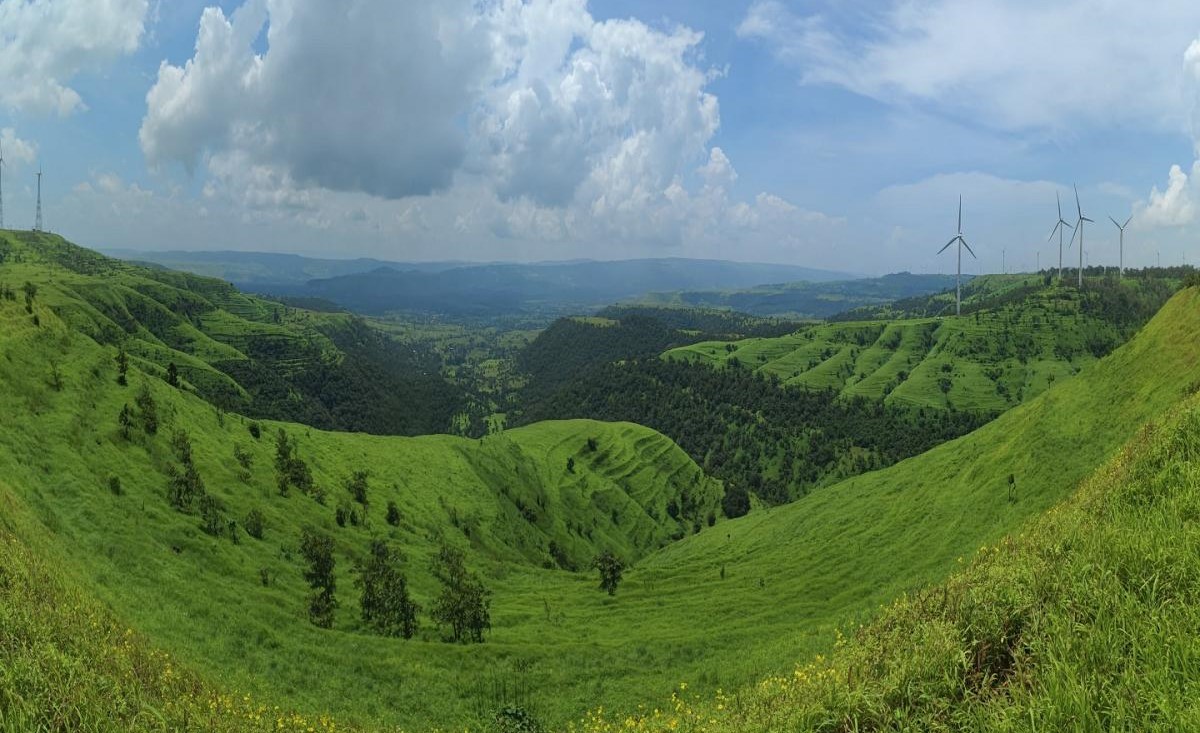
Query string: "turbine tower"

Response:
xmin=937 ymin=196 xmax=976 ymax=316
xmin=1068 ymin=184 xmax=1092 ymax=288
xmin=1047 ymin=191 xmax=1073 ymax=281
xmin=1108 ymin=214 xmax=1132 ymax=278
xmin=33 ymin=166 xmax=42 ymax=232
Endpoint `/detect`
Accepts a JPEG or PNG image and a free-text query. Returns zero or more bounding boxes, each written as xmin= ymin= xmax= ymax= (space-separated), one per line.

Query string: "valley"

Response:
xmin=2 ymin=231 xmax=1200 ymax=731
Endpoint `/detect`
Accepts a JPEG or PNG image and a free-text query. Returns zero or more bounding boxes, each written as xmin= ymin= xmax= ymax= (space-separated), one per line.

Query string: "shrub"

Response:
xmin=244 ymin=508 xmax=265 ymax=540
xmin=386 ymin=501 xmax=401 ymax=527
xmin=594 ymin=550 xmax=624 ymax=595
xmin=107 ymin=476 xmax=123 ymax=496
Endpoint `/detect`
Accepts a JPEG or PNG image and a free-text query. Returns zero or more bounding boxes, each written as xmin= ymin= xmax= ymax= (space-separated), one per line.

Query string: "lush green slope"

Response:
xmin=631 ymin=272 xmax=962 ymax=318
xmin=667 ymin=277 xmax=1175 ymax=412
xmin=584 ymin=358 xmax=1200 ymax=732
xmin=4 ymin=229 xmax=1199 ymax=732
xmin=0 ymin=229 xmax=464 ymax=435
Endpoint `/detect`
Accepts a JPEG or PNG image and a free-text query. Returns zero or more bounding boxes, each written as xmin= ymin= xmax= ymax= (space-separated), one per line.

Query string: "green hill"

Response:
xmin=585 ymin=333 xmax=1200 ymax=731
xmin=3 ymin=230 xmax=1200 ymax=731
xmin=1 ymin=229 xmax=464 ymax=435
xmin=667 ymin=276 xmax=1175 ymax=412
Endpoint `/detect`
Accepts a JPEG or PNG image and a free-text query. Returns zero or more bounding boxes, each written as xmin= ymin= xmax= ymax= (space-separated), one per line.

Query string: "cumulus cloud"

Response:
xmin=136 ymin=0 xmax=841 ymax=264
xmin=0 ymin=0 xmax=148 ymax=116
xmin=738 ymin=0 xmax=1200 ymax=133
xmin=1136 ymin=36 xmax=1200 ymax=231
xmin=1136 ymin=163 xmax=1197 ymax=228
xmin=1 ymin=128 xmax=37 ymax=165
xmin=141 ymin=0 xmax=491 ymax=198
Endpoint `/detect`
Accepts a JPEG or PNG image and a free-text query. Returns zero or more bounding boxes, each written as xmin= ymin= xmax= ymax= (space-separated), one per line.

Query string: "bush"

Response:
xmin=244 ymin=509 xmax=265 ymax=540
xmin=107 ymin=476 xmax=123 ymax=496
xmin=594 ymin=550 xmax=624 ymax=595
xmin=386 ymin=501 xmax=401 ymax=526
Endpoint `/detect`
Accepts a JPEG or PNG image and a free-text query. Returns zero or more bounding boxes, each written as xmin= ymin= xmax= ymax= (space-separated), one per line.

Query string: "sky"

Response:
xmin=3 ymin=0 xmax=1200 ymax=275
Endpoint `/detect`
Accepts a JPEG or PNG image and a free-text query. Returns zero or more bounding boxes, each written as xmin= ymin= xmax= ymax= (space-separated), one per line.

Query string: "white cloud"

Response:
xmin=1 ymin=128 xmax=37 ymax=165
xmin=133 ymin=0 xmax=844 ymax=265
xmin=0 ymin=0 xmax=149 ymax=116
xmin=141 ymin=0 xmax=491 ymax=197
xmin=1135 ymin=163 xmax=1197 ymax=228
xmin=738 ymin=0 xmax=1200 ymax=134
xmin=1137 ymin=35 xmax=1200 ymax=232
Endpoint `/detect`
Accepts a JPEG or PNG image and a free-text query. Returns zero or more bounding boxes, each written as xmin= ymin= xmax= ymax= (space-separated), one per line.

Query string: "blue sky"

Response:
xmin=2 ymin=0 xmax=1200 ymax=275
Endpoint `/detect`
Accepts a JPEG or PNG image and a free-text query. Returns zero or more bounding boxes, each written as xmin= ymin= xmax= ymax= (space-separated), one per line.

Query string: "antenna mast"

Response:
xmin=34 ymin=166 xmax=42 ymax=232
xmin=0 ymin=139 xmax=5 ymax=229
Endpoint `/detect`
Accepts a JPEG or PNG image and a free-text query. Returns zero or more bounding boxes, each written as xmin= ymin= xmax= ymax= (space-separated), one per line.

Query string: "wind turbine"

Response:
xmin=1047 ymin=191 xmax=1073 ymax=282
xmin=1068 ymin=184 xmax=1092 ymax=288
xmin=1108 ymin=214 xmax=1132 ymax=278
xmin=937 ymin=196 xmax=976 ymax=316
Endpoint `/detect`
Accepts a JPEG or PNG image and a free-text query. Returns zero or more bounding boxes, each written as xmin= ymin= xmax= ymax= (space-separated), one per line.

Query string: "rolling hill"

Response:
xmin=666 ymin=275 xmax=1175 ymax=412
xmin=2 ymin=230 xmax=464 ymax=435
xmin=273 ymin=258 xmax=858 ymax=319
xmin=3 ymin=230 xmax=1200 ymax=730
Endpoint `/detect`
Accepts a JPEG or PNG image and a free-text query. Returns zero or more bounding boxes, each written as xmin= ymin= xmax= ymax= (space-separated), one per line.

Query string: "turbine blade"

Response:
xmin=957 ymin=195 xmax=962 ymax=233
xmin=1056 ymin=190 xmax=1062 ymax=219
xmin=1062 ymin=219 xmax=1074 ymax=229
xmin=1109 ymin=215 xmax=1120 ymax=227
xmin=1082 ymin=216 xmax=1094 ymax=223
xmin=1074 ymin=183 xmax=1082 ymax=218
xmin=1123 ymin=215 xmax=1132 ymax=228
xmin=938 ymin=237 xmax=956 ymax=254
xmin=1048 ymin=222 xmax=1061 ymax=241
xmin=962 ymin=239 xmax=977 ymax=258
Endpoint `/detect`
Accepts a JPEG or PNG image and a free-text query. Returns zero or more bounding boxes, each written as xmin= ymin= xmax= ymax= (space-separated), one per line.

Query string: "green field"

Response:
xmin=3 ymin=231 xmax=1200 ymax=730
xmin=667 ymin=277 xmax=1172 ymax=412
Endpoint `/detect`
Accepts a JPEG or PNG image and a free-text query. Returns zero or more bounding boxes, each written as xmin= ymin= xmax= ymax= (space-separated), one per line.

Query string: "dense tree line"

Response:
xmin=215 ymin=316 xmax=464 ymax=436
xmin=515 ymin=355 xmax=993 ymax=507
xmin=595 ymin=305 xmax=805 ymax=339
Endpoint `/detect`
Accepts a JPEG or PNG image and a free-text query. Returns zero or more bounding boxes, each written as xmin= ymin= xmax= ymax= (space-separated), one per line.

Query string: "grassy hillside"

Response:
xmin=667 ymin=277 xmax=1175 ymax=412
xmin=583 ymin=360 xmax=1200 ymax=732
xmin=3 ymin=226 xmax=1199 ymax=730
xmin=0 ymin=229 xmax=464 ymax=435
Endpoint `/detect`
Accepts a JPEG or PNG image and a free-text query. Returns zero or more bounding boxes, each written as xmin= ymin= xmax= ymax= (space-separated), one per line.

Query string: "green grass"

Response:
xmin=3 ymin=230 xmax=1200 ymax=731
xmin=582 ymin=366 xmax=1200 ymax=732
xmin=667 ymin=280 xmax=1166 ymax=412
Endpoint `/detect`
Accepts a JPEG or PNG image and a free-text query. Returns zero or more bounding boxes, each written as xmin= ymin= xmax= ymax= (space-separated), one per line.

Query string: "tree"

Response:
xmin=386 ymin=501 xmax=401 ymax=526
xmin=566 ymin=456 xmax=575 ymax=473
xmin=21 ymin=281 xmax=36 ymax=313
xmin=275 ymin=429 xmax=315 ymax=498
xmin=115 ymin=347 xmax=129 ymax=386
xmin=166 ymin=362 xmax=179 ymax=388
xmin=721 ymin=483 xmax=750 ymax=519
xmin=244 ymin=508 xmax=265 ymax=539
xmin=118 ymin=403 xmax=134 ymax=441
xmin=594 ymin=550 xmax=624 ymax=596
xmin=167 ymin=430 xmax=205 ymax=511
xmin=346 ymin=470 xmax=369 ymax=508
xmin=356 ymin=539 xmax=420 ymax=638
xmin=48 ymin=359 xmax=63 ymax=391
xmin=429 ymin=543 xmax=491 ymax=643
xmin=300 ymin=530 xmax=337 ymax=628
xmin=199 ymin=494 xmax=225 ymax=536
xmin=135 ymin=383 xmax=158 ymax=435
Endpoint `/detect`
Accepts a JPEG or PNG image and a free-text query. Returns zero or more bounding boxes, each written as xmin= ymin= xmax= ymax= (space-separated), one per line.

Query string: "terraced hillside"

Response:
xmin=3 ymin=235 xmax=1199 ymax=731
xmin=667 ymin=277 xmax=1175 ymax=412
xmin=0 ymin=230 xmax=463 ymax=434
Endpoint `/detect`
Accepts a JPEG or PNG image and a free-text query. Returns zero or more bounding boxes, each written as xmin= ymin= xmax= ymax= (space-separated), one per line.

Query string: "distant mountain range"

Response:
xmin=105 ymin=249 xmax=861 ymax=317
